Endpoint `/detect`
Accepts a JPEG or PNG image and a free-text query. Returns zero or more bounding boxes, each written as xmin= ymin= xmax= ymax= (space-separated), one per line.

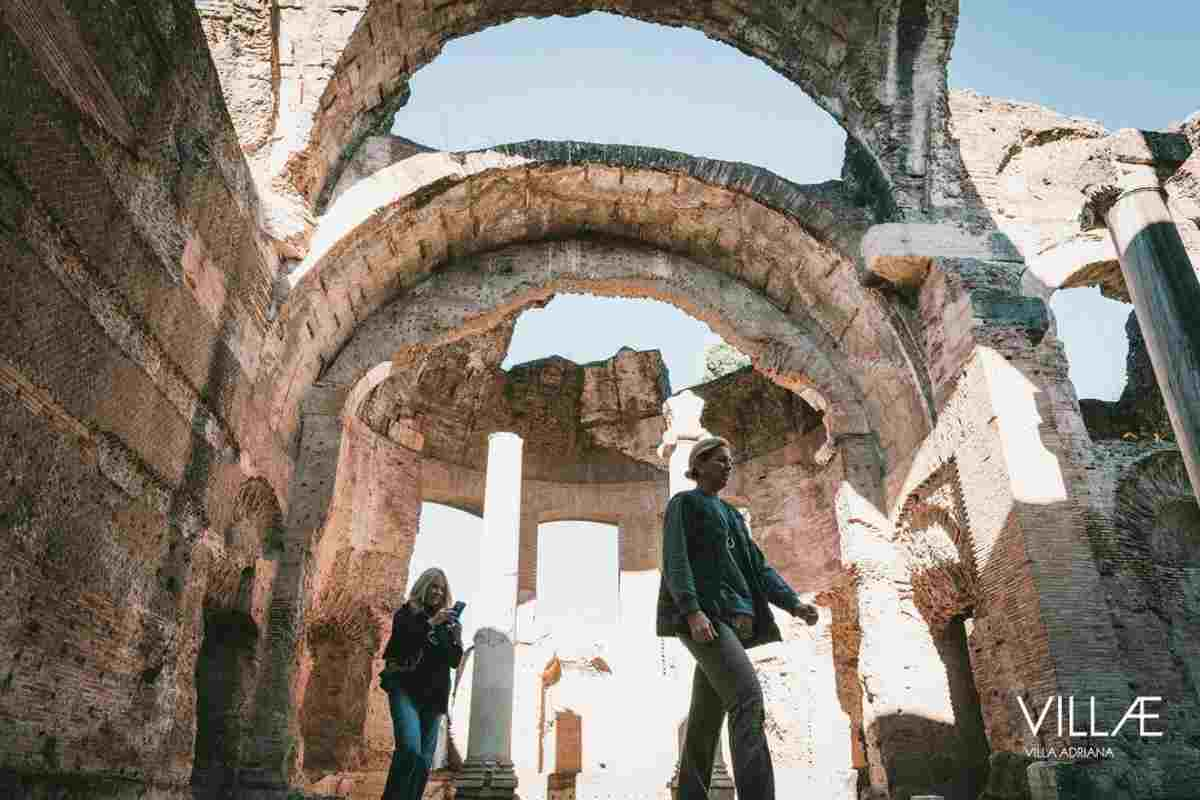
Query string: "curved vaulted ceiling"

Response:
xmin=260 ymin=143 xmax=931 ymax=476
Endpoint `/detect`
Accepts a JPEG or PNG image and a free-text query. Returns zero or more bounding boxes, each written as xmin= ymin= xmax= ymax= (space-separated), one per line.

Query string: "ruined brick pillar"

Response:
xmin=242 ymin=383 xmax=346 ymax=790
xmin=836 ymin=434 xmax=970 ymax=798
xmin=457 ymin=432 xmax=523 ymax=800
xmin=546 ymin=710 xmax=582 ymax=800
xmin=356 ymin=422 xmax=426 ymax=779
xmin=242 ymin=380 xmax=425 ymax=792
xmin=879 ymin=242 xmax=1135 ymax=794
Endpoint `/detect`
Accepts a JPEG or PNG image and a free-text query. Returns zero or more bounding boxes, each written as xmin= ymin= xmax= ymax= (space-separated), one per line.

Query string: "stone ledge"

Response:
xmin=861 ymin=223 xmax=1023 ymax=289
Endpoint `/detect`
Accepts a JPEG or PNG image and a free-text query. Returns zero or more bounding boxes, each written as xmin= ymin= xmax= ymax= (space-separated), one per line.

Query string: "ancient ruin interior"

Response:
xmin=2 ymin=1 xmax=1199 ymax=799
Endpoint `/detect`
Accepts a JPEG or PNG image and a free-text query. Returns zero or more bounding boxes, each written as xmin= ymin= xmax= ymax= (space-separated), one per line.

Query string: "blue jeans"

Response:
xmin=678 ymin=620 xmax=774 ymax=800
xmin=382 ymin=688 xmax=443 ymax=800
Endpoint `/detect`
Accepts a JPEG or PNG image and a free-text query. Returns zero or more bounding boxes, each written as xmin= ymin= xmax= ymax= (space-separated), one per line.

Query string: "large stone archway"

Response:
xmin=248 ymin=150 xmax=915 ymax=784
xmin=201 ymin=0 xmax=960 ymax=232
xmin=278 ymin=314 xmax=863 ymax=797
xmin=258 ymin=145 xmax=932 ymax=484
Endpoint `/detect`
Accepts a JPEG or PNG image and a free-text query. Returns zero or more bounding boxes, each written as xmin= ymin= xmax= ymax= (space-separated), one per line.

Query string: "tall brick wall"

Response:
xmin=0 ymin=3 xmax=291 ymax=797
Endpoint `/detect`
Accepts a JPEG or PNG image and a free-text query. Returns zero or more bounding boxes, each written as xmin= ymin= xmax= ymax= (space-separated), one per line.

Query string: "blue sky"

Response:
xmin=396 ymin=6 xmax=1198 ymax=611
xmin=390 ymin=6 xmax=1196 ymax=399
xmin=951 ymin=2 xmax=1198 ymax=132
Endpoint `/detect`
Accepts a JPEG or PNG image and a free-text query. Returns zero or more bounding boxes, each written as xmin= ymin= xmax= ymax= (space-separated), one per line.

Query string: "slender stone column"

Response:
xmin=457 ymin=432 xmax=523 ymax=800
xmin=659 ymin=390 xmax=708 ymax=496
xmin=1083 ymin=174 xmax=1200 ymax=503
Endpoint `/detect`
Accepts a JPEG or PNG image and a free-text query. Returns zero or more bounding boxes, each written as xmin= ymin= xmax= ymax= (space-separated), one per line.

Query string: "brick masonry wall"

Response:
xmin=0 ymin=4 xmax=292 ymax=794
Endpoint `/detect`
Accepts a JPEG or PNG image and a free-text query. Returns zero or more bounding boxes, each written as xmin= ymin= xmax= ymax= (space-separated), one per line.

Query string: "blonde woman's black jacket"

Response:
xmin=380 ymin=604 xmax=464 ymax=713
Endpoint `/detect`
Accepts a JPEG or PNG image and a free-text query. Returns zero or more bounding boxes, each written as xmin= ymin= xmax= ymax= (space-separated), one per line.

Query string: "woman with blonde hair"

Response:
xmin=379 ymin=567 xmax=464 ymax=800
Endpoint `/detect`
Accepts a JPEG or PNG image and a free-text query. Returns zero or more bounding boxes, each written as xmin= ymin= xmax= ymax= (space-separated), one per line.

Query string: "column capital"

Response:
xmin=662 ymin=390 xmax=706 ymax=439
xmin=1080 ymin=183 xmax=1166 ymax=231
xmin=658 ymin=390 xmax=709 ymax=462
xmin=1079 ymin=183 xmax=1123 ymax=230
xmin=488 ymin=430 xmax=524 ymax=445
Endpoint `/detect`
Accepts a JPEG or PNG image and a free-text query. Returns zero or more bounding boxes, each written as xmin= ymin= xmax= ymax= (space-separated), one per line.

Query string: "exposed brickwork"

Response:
xmin=5 ymin=2 xmax=1200 ymax=798
xmin=0 ymin=6 xmax=292 ymax=797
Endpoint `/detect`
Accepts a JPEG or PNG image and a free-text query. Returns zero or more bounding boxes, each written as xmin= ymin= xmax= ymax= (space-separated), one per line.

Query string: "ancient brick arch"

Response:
xmin=192 ymin=476 xmax=282 ymax=797
xmin=895 ymin=461 xmax=978 ymax=634
xmin=283 ymin=0 xmax=958 ymax=216
xmin=285 ymin=235 xmax=898 ymax=598
xmin=323 ymin=239 xmax=870 ymax=444
xmin=263 ymin=146 xmax=933 ymax=472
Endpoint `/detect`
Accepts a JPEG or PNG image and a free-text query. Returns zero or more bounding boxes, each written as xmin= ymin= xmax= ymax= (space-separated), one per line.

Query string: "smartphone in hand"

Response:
xmin=450 ymin=600 xmax=467 ymax=619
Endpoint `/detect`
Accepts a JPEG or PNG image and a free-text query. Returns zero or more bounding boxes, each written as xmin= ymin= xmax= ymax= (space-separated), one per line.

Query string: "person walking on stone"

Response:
xmin=380 ymin=567 xmax=464 ymax=800
xmin=657 ymin=436 xmax=818 ymax=800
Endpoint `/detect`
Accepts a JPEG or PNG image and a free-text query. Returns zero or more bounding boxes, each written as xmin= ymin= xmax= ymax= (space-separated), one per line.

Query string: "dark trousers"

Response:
xmin=382 ymin=688 xmax=442 ymax=800
xmin=677 ymin=620 xmax=774 ymax=800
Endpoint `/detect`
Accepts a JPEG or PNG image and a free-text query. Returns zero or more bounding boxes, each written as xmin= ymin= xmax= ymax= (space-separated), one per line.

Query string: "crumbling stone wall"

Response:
xmin=1080 ymin=311 xmax=1173 ymax=441
xmin=1072 ymin=444 xmax=1200 ymax=793
xmin=943 ymin=89 xmax=1197 ymax=297
xmin=0 ymin=3 xmax=292 ymax=797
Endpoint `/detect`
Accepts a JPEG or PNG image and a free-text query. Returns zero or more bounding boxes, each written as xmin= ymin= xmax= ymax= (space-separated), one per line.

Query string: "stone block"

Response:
xmin=862 ymin=224 xmax=1023 ymax=289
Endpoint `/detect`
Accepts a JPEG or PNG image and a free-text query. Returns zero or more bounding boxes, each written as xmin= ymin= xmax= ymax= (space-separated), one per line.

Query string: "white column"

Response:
xmin=660 ymin=390 xmax=709 ymax=497
xmin=458 ymin=432 xmax=523 ymax=800
xmin=477 ymin=431 xmax=524 ymax=636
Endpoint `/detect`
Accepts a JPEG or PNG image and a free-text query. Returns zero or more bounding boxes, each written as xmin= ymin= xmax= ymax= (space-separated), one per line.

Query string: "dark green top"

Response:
xmin=671 ymin=491 xmax=755 ymax=617
xmin=656 ymin=488 xmax=801 ymax=648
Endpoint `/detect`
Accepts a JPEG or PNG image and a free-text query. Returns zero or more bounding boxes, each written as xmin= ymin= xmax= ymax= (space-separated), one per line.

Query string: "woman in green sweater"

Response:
xmin=656 ymin=436 xmax=818 ymax=800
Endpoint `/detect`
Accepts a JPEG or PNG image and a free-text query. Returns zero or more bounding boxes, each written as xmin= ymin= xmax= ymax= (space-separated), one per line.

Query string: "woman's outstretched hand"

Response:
xmin=686 ymin=610 xmax=717 ymax=642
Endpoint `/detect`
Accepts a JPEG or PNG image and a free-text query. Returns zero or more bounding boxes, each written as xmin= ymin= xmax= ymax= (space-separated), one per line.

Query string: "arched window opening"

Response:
xmin=391 ymin=13 xmax=845 ymax=185
xmin=1053 ymin=287 xmax=1172 ymax=443
xmin=191 ymin=606 xmax=258 ymax=796
xmin=1049 ymin=286 xmax=1130 ymax=402
xmin=536 ymin=520 xmax=619 ymax=637
xmin=503 ymin=293 xmax=746 ymax=392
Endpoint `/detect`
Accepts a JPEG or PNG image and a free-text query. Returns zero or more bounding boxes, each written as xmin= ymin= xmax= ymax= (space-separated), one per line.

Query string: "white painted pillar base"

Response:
xmin=456 ymin=627 xmax=517 ymax=800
